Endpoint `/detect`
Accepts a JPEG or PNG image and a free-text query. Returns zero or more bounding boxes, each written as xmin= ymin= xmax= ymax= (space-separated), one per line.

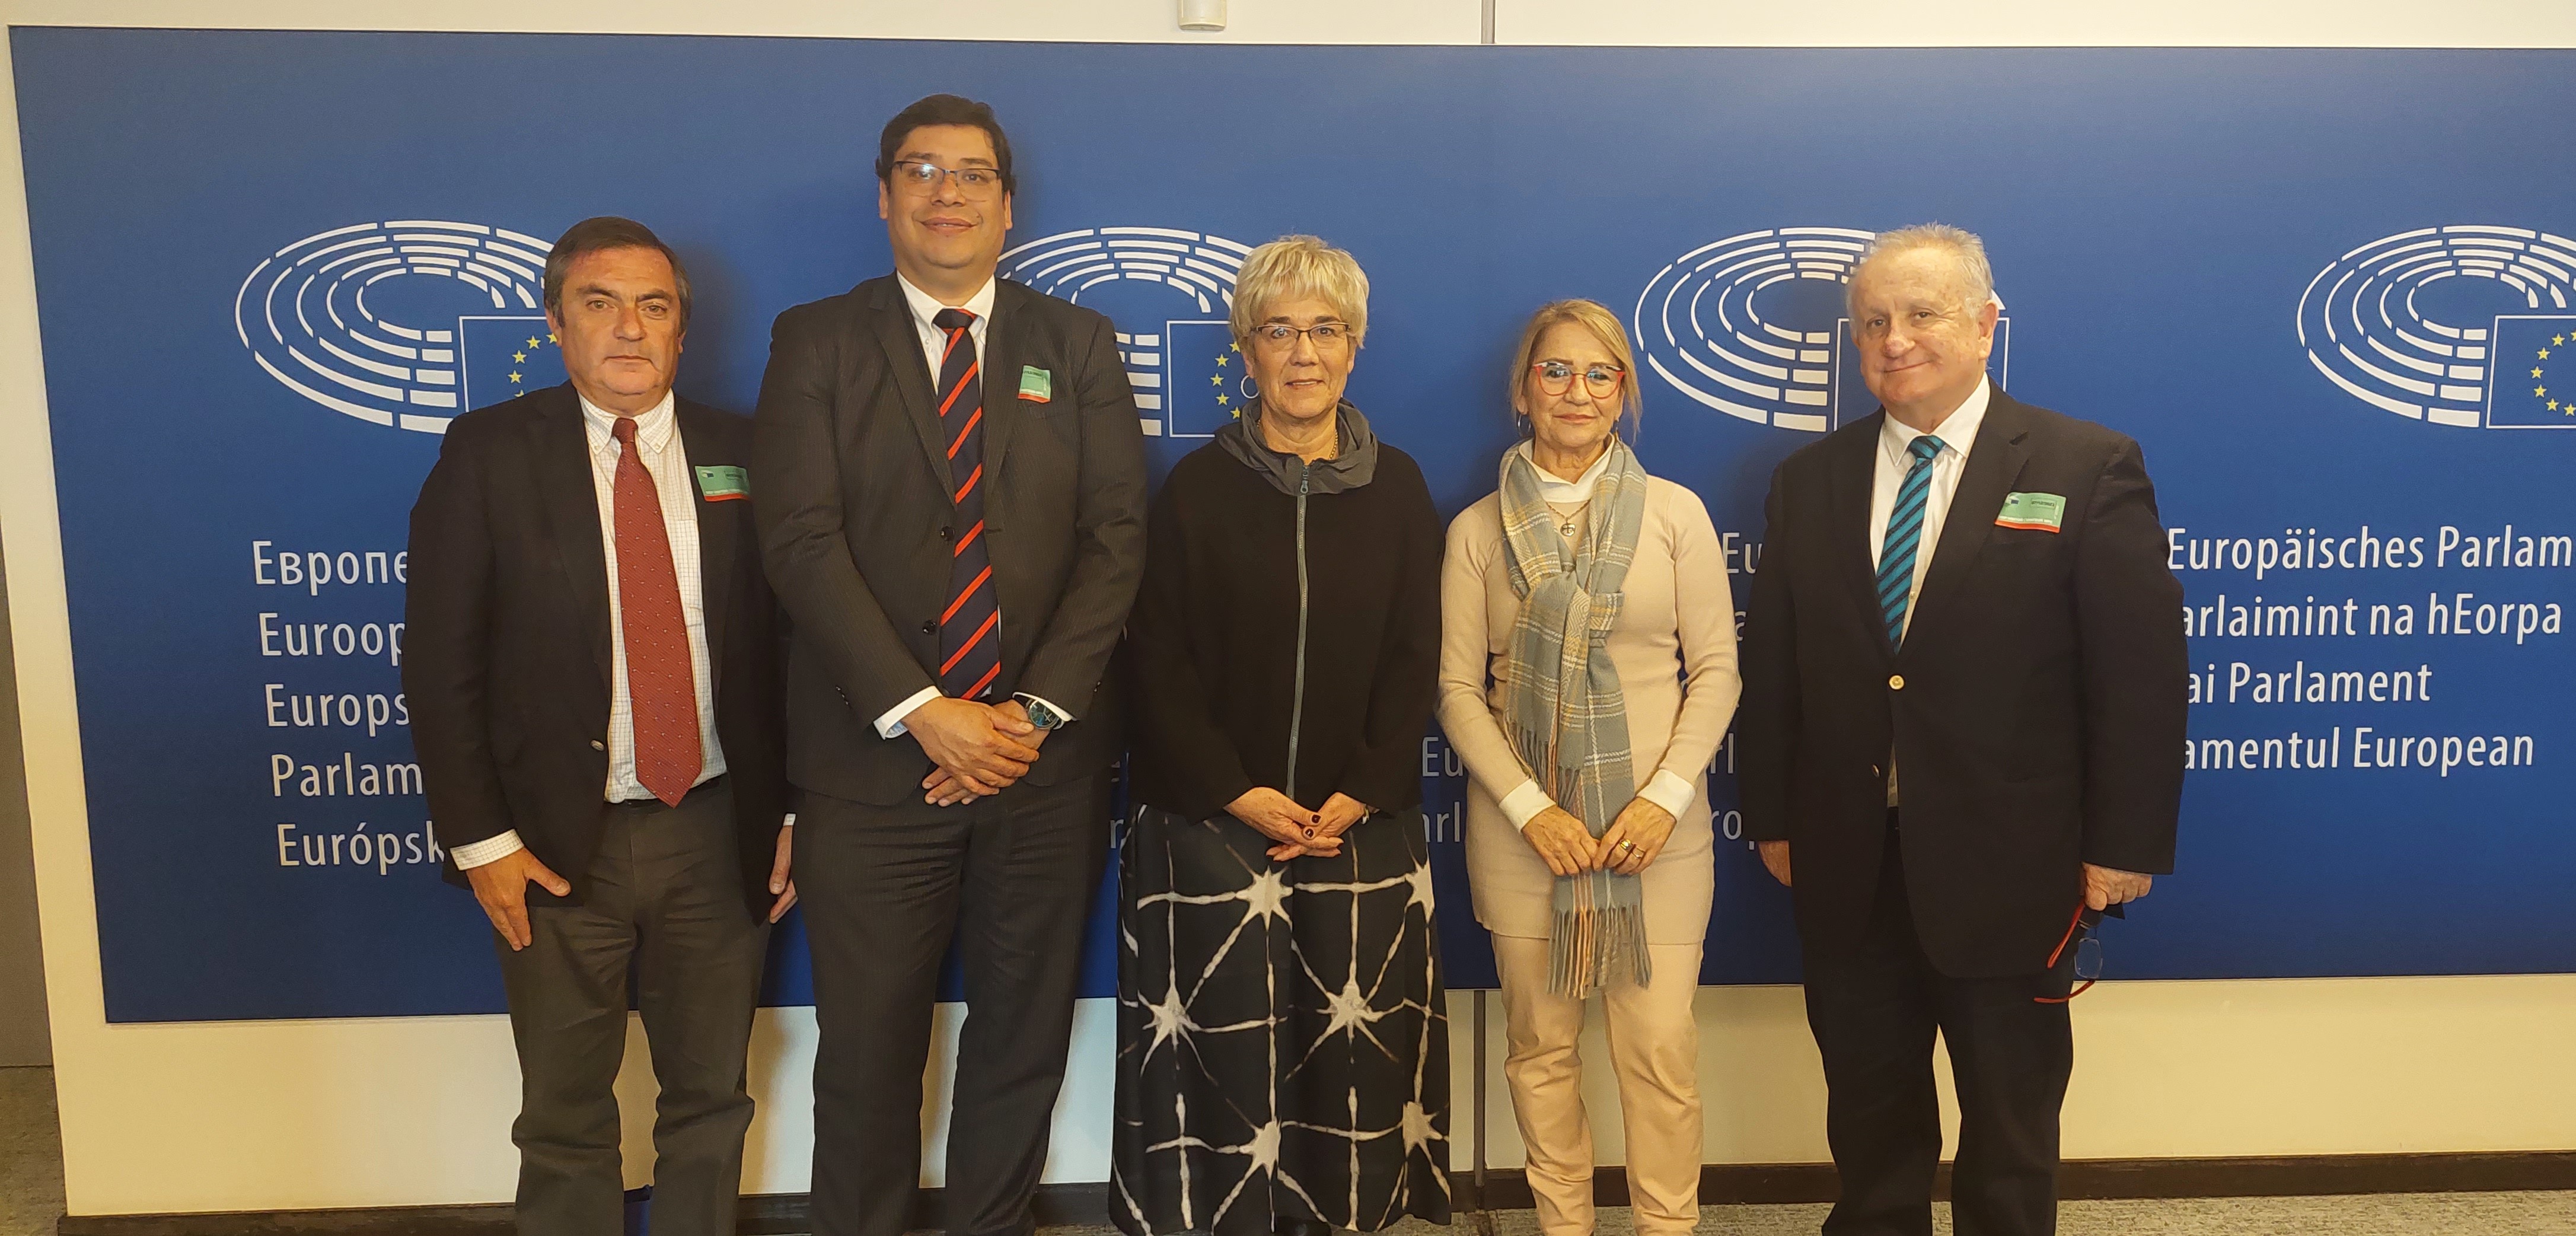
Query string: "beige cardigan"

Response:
xmin=1436 ymin=474 xmax=1742 ymax=943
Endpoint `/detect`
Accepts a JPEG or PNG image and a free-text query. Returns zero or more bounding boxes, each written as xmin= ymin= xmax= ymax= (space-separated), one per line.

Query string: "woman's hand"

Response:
xmin=1520 ymin=805 xmax=1598 ymax=877
xmin=1228 ymin=787 xmax=1340 ymax=859
xmin=1595 ymin=797 xmax=1675 ymax=876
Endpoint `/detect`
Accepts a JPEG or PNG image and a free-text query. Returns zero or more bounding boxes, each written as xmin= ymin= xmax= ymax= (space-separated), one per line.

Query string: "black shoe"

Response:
xmin=1276 ymin=1218 xmax=1336 ymax=1236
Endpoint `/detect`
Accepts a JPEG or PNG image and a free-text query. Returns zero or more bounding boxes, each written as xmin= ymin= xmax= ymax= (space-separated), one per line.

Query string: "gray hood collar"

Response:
xmin=1215 ymin=400 xmax=1381 ymax=495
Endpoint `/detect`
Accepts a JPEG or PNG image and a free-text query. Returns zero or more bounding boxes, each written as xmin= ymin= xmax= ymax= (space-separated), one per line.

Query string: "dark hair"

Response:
xmin=542 ymin=216 xmax=693 ymax=326
xmin=875 ymin=94 xmax=1017 ymax=195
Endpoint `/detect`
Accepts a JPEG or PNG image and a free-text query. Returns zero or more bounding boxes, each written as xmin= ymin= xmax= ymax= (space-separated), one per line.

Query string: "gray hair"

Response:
xmin=1850 ymin=222 xmax=1995 ymax=314
xmin=1229 ymin=235 xmax=1370 ymax=346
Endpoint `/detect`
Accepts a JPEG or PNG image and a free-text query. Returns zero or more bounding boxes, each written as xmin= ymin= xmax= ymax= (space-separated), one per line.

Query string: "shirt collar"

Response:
xmin=579 ymin=389 xmax=678 ymax=455
xmin=1513 ymin=438 xmax=1617 ymax=502
xmin=1879 ymin=375 xmax=1991 ymax=469
xmin=897 ymin=272 xmax=999 ymax=336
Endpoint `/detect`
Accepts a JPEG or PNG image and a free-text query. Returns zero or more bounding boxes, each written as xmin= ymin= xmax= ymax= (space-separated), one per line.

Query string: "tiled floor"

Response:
xmin=4 ymin=1068 xmax=2570 ymax=1234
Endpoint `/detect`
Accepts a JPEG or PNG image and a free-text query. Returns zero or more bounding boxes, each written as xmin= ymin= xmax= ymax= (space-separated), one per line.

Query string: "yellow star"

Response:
xmin=548 ymin=333 xmax=558 ymax=345
xmin=2534 ymin=367 xmax=2546 ymax=378
xmin=2543 ymin=348 xmax=2554 ymax=360
xmin=525 ymin=336 xmax=541 ymax=349
xmin=1215 ymin=354 xmax=1229 ymax=367
xmin=509 ymin=371 xmax=522 ymax=384
xmin=2556 ymin=335 xmax=2568 ymax=347
xmin=513 ymin=351 xmax=527 ymax=363
xmin=1229 ymin=342 xmax=1240 ymax=353
xmin=2536 ymin=385 xmax=2549 ymax=398
xmin=2552 ymin=400 xmax=2562 ymax=412
xmin=1216 ymin=393 xmax=1229 ymax=407
xmin=1211 ymin=374 xmax=1223 ymax=387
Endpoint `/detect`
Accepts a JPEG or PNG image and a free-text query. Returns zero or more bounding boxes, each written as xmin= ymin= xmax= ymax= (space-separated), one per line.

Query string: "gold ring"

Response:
xmin=1618 ymin=840 xmax=1635 ymax=851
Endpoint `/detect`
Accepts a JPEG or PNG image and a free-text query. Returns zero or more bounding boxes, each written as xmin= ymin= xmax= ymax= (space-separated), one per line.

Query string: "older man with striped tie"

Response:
xmin=1737 ymin=224 xmax=2188 ymax=1236
xmin=752 ymin=94 xmax=1147 ymax=1236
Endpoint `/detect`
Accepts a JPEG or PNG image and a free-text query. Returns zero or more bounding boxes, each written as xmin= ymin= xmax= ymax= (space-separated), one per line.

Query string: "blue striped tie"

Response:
xmin=1876 ymin=434 xmax=1946 ymax=649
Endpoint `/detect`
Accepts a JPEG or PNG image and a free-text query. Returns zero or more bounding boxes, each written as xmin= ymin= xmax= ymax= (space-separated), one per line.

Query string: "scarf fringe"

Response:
xmin=1548 ymin=878 xmax=1652 ymax=997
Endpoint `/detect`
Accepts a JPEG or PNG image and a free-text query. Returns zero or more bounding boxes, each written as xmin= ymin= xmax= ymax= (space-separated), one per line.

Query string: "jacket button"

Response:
xmin=1888 ymin=674 xmax=1905 ymax=690
xmin=938 ymin=525 xmax=954 ymax=540
xmin=1871 ymin=763 xmax=1883 ymax=778
xmin=591 ymin=740 xmax=605 ymax=751
xmin=921 ymin=620 xmax=938 ymax=635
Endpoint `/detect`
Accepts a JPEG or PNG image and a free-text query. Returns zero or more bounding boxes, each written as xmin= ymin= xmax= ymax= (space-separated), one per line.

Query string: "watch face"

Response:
xmin=1019 ymin=696 xmax=1063 ymax=730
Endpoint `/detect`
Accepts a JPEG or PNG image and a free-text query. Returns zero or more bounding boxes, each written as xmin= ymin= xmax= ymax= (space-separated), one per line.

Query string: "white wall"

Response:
xmin=5 ymin=0 xmax=2575 ymax=1218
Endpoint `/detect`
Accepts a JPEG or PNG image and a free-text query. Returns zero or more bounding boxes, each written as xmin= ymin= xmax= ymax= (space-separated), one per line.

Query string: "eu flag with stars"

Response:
xmin=2486 ymin=314 xmax=2576 ymax=429
xmin=458 ymin=315 xmax=567 ymax=412
xmin=1163 ymin=320 xmax=1246 ymax=438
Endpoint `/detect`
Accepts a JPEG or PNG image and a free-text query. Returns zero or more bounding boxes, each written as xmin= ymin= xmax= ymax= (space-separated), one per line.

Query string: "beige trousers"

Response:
xmin=1492 ymin=934 xmax=1705 ymax=1236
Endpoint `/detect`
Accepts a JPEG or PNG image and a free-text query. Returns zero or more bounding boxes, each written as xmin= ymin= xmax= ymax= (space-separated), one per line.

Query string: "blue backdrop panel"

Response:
xmin=13 ymin=30 xmax=2574 ymax=1022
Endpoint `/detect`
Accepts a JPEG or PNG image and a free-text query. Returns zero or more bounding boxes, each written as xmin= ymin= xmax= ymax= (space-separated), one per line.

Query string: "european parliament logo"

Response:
xmin=1633 ymin=227 xmax=2010 ymax=434
xmin=999 ymin=226 xmax=1254 ymax=438
xmin=235 ymin=220 xmax=565 ymax=435
xmin=2295 ymin=224 xmax=2576 ymax=430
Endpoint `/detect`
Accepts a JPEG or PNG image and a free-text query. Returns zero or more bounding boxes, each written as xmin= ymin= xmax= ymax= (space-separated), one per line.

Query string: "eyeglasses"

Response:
xmin=2034 ymin=904 xmax=2105 ymax=1004
xmin=1247 ymin=321 xmax=1353 ymax=352
xmin=888 ymin=161 xmax=1005 ymax=198
xmin=1530 ymin=360 xmax=1625 ymax=399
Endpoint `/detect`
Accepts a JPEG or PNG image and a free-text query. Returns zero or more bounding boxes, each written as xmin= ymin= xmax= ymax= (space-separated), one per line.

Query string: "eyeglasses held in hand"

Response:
xmin=2035 ymin=904 xmax=2105 ymax=1004
xmin=1248 ymin=321 xmax=1353 ymax=351
xmin=1531 ymin=360 xmax=1625 ymax=399
xmin=890 ymin=161 xmax=1005 ymax=197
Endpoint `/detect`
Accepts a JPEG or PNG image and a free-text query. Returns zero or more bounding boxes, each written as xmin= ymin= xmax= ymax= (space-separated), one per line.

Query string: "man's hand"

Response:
xmin=1229 ymin=787 xmax=1341 ymax=861
xmin=924 ymin=700 xmax=1052 ymax=806
xmin=1596 ymin=797 xmax=1676 ymax=876
xmin=767 ymin=822 xmax=798 ymax=923
xmin=2083 ymin=863 xmax=2153 ymax=910
xmin=908 ymin=696 xmax=1041 ymax=805
xmin=467 ymin=849 xmax=571 ymax=951
xmin=1758 ymin=840 xmax=1792 ymax=887
xmin=1521 ymin=805 xmax=1597 ymax=878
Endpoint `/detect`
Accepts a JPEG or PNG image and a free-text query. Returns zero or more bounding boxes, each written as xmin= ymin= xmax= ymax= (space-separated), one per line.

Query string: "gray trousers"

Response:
xmin=495 ymin=781 xmax=770 ymax=1236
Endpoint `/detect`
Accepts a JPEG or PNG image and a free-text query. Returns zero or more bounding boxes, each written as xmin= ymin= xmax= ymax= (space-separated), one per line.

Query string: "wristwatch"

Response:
xmin=1012 ymin=693 xmax=1068 ymax=731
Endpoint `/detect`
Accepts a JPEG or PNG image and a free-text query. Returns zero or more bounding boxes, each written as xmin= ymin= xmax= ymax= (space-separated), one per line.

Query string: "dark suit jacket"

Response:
xmin=1738 ymin=389 xmax=2188 ymax=977
xmin=404 ymin=384 xmax=790 ymax=916
xmin=752 ymin=275 xmax=1147 ymax=805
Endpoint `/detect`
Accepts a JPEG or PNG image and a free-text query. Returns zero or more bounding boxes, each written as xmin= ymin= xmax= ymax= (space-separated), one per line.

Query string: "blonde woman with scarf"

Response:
xmin=1436 ymin=298 xmax=1740 ymax=1236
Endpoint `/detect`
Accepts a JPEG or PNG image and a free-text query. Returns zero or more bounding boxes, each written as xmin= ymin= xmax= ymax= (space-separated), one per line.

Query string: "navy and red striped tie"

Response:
xmin=932 ymin=307 xmax=1002 ymax=701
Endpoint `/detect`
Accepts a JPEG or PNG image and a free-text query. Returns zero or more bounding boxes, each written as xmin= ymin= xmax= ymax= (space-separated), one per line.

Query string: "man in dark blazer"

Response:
xmin=1739 ymin=224 xmax=2188 ymax=1236
xmin=406 ymin=217 xmax=793 ymax=1236
xmin=753 ymin=95 xmax=1147 ymax=1236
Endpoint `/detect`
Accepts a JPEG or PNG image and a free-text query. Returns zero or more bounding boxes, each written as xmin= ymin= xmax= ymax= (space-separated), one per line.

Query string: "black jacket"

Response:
xmin=403 ymin=384 xmax=790 ymax=915
xmin=1127 ymin=407 xmax=1442 ymax=821
xmin=1737 ymin=390 xmax=2188 ymax=977
xmin=753 ymin=275 xmax=1147 ymax=805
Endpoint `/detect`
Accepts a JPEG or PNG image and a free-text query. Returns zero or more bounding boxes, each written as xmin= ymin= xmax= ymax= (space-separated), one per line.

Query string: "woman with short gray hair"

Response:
xmin=1112 ymin=235 xmax=1451 ymax=1236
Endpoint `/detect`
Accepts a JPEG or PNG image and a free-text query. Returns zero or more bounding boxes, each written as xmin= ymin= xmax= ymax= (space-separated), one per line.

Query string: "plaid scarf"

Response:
xmin=1499 ymin=438 xmax=1652 ymax=995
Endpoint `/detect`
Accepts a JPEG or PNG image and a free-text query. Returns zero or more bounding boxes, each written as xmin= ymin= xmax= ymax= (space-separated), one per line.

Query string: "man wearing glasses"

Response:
xmin=1737 ymin=224 xmax=2187 ymax=1236
xmin=753 ymin=94 xmax=1147 ymax=1236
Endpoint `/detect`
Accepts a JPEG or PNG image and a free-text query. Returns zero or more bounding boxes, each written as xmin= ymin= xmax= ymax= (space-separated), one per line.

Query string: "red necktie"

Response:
xmin=611 ymin=416 xmax=702 ymax=805
xmin=933 ymin=308 xmax=1002 ymax=700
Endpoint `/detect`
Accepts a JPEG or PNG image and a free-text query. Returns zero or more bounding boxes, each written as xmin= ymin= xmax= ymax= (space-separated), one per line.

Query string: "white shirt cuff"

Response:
xmin=1498 ymin=779 xmax=1555 ymax=830
xmin=875 ymin=686 xmax=944 ymax=739
xmin=1639 ymin=769 xmax=1698 ymax=822
xmin=449 ymin=830 xmax=526 ymax=870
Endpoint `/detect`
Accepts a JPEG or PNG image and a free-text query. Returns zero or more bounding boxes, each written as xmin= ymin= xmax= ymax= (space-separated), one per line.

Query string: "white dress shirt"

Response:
xmin=451 ymin=390 xmax=727 ymax=870
xmin=1867 ymin=376 xmax=1991 ymax=807
xmin=1491 ymin=440 xmax=1700 ymax=831
xmin=872 ymin=273 xmax=1073 ymax=740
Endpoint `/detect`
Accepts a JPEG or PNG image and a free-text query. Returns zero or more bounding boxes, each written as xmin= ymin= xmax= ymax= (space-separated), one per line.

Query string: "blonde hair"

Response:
xmin=1509 ymin=299 xmax=1644 ymax=437
xmin=1229 ymin=235 xmax=1370 ymax=346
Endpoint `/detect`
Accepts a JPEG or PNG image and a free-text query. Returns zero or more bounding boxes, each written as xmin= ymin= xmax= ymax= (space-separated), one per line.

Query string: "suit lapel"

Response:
xmin=865 ymin=278 xmax=955 ymax=508
xmin=1827 ymin=412 xmax=1893 ymax=661
xmin=977 ymin=282 xmax=1026 ymax=520
xmin=530 ymin=387 xmax=614 ymax=691
xmin=675 ymin=402 xmax=736 ymax=699
xmin=1905 ymin=392 xmax=2033 ymax=648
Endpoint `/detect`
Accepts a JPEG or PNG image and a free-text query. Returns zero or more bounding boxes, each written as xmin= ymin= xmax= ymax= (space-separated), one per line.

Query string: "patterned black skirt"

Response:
xmin=1111 ymin=805 xmax=1452 ymax=1236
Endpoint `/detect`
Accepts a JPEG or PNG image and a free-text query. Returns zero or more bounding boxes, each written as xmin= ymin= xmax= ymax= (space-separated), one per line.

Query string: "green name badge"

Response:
xmin=1018 ymin=365 xmax=1053 ymax=403
xmin=694 ymin=464 xmax=750 ymax=502
xmin=1995 ymin=490 xmax=2066 ymax=532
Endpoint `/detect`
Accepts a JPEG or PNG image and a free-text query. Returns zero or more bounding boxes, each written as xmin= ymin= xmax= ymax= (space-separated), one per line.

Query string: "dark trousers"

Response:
xmin=494 ymin=780 xmax=770 ymax=1236
xmin=798 ymin=772 xmax=1112 ymax=1236
xmin=1802 ymin=826 xmax=2076 ymax=1236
